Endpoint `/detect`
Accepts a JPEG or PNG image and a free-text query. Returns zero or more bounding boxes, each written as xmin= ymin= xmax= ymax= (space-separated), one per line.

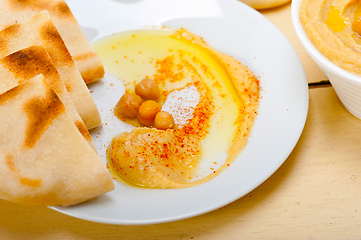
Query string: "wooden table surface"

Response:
xmin=2 ymin=2 xmax=361 ymax=239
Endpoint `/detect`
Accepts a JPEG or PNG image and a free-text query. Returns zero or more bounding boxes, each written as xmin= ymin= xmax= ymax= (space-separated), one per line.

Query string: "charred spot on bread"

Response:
xmin=53 ymin=1 xmax=74 ymax=18
xmin=8 ymin=0 xmax=74 ymax=19
xmin=24 ymin=88 xmax=66 ymax=148
xmin=6 ymin=153 xmax=42 ymax=188
xmin=80 ymin=65 xmax=105 ymax=84
xmin=5 ymin=153 xmax=16 ymax=172
xmin=2 ymin=46 xmax=58 ymax=84
xmin=20 ymin=178 xmax=42 ymax=188
xmin=0 ymin=24 xmax=20 ymax=55
xmin=0 ymin=83 xmax=25 ymax=105
xmin=75 ymin=120 xmax=92 ymax=142
xmin=40 ymin=23 xmax=73 ymax=64
xmin=7 ymin=0 xmax=33 ymax=8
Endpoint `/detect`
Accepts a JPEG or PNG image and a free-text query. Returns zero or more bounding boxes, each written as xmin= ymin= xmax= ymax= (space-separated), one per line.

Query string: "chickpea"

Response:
xmin=154 ymin=111 xmax=175 ymax=130
xmin=138 ymin=100 xmax=161 ymax=120
xmin=353 ymin=17 xmax=361 ymax=37
xmin=114 ymin=92 xmax=143 ymax=118
xmin=138 ymin=115 xmax=155 ymax=126
xmin=135 ymin=78 xmax=160 ymax=100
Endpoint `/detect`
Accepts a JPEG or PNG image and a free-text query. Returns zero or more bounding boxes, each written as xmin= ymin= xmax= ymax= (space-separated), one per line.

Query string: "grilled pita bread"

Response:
xmin=0 ymin=11 xmax=101 ymax=130
xmin=0 ymin=45 xmax=95 ymax=150
xmin=0 ymin=0 xmax=104 ymax=83
xmin=0 ymin=75 xmax=114 ymax=206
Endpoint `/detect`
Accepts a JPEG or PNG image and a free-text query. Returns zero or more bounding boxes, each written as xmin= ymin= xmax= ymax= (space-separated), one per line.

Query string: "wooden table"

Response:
xmin=3 ymin=2 xmax=361 ymax=239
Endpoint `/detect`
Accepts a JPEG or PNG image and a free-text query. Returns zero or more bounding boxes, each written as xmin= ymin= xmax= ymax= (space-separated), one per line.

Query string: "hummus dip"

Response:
xmin=93 ymin=29 xmax=260 ymax=188
xmin=300 ymin=0 xmax=361 ymax=76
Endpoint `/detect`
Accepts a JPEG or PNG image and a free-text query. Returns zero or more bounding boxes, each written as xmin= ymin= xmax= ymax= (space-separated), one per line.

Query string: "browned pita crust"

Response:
xmin=0 ymin=45 xmax=95 ymax=149
xmin=0 ymin=0 xmax=105 ymax=83
xmin=0 ymin=11 xmax=101 ymax=130
xmin=0 ymin=75 xmax=114 ymax=206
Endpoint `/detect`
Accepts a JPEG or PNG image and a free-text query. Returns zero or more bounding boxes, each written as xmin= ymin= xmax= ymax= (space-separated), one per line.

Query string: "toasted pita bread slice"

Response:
xmin=0 ymin=75 xmax=114 ymax=206
xmin=0 ymin=0 xmax=104 ymax=83
xmin=0 ymin=11 xmax=101 ymax=130
xmin=0 ymin=45 xmax=95 ymax=150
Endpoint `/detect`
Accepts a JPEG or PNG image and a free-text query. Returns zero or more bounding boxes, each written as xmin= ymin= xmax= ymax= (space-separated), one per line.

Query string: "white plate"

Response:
xmin=51 ymin=0 xmax=309 ymax=225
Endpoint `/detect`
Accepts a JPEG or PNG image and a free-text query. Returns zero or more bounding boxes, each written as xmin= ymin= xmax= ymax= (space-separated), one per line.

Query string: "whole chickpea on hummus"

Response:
xmin=93 ymin=28 xmax=260 ymax=188
xmin=300 ymin=0 xmax=361 ymax=76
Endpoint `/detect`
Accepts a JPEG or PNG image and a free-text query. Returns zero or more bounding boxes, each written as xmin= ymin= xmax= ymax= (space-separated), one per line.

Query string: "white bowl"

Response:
xmin=292 ymin=0 xmax=361 ymax=119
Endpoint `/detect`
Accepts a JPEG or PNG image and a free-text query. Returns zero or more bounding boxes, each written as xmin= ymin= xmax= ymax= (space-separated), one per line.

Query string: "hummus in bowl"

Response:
xmin=300 ymin=0 xmax=361 ymax=76
xmin=292 ymin=0 xmax=361 ymax=120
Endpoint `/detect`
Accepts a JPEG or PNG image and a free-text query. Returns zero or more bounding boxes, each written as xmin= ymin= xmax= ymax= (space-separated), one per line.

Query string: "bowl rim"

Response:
xmin=291 ymin=0 xmax=361 ymax=84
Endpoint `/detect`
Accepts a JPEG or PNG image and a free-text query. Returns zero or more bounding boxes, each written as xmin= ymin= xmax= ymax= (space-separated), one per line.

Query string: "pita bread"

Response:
xmin=0 ymin=45 xmax=95 ymax=150
xmin=0 ymin=11 xmax=101 ymax=130
xmin=0 ymin=0 xmax=104 ymax=84
xmin=0 ymin=75 xmax=114 ymax=206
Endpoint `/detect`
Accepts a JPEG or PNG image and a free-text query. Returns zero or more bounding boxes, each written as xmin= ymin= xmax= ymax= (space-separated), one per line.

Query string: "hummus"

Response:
xmin=93 ymin=29 xmax=260 ymax=188
xmin=300 ymin=0 xmax=361 ymax=76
